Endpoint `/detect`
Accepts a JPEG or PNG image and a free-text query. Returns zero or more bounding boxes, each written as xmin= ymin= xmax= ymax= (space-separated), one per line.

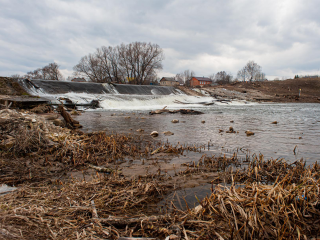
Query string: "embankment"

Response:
xmin=204 ymin=78 xmax=320 ymax=103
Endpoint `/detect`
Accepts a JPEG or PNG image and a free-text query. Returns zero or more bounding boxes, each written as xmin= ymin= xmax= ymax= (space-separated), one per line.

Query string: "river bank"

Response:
xmin=203 ymin=78 xmax=320 ymax=103
xmin=1 ymin=108 xmax=320 ymax=239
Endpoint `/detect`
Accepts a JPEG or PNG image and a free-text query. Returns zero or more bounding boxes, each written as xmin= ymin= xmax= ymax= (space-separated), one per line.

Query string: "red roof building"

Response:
xmin=190 ymin=77 xmax=212 ymax=87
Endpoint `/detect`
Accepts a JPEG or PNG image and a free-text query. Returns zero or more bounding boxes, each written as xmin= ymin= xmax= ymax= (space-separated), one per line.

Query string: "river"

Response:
xmin=74 ymin=102 xmax=320 ymax=165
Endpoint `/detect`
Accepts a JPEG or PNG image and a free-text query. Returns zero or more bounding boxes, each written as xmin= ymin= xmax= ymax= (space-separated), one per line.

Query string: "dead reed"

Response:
xmin=1 ymin=155 xmax=319 ymax=239
xmin=1 ymin=109 xmax=319 ymax=239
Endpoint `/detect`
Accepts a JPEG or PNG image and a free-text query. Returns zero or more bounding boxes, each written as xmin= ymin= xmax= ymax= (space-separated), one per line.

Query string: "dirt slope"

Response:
xmin=204 ymin=78 xmax=320 ymax=103
xmin=0 ymin=77 xmax=28 ymax=96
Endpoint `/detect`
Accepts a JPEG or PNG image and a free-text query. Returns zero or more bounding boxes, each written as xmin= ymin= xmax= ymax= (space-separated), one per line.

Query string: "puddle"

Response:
xmin=159 ymin=184 xmax=212 ymax=210
xmin=0 ymin=184 xmax=17 ymax=196
xmin=158 ymin=183 xmax=247 ymax=211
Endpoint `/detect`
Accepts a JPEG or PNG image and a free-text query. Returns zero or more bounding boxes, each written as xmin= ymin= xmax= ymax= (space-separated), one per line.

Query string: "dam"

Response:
xmin=16 ymin=79 xmax=216 ymax=110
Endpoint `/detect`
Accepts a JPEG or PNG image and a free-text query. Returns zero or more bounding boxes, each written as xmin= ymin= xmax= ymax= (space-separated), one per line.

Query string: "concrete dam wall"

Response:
xmin=18 ymin=79 xmax=179 ymax=96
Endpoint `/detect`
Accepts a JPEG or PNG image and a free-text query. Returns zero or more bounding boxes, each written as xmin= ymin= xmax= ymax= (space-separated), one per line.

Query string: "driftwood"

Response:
xmin=177 ymin=109 xmax=203 ymax=114
xmin=88 ymin=164 xmax=116 ymax=173
xmin=174 ymin=100 xmax=215 ymax=105
xmin=149 ymin=106 xmax=170 ymax=115
xmin=57 ymin=105 xmax=82 ymax=129
xmin=94 ymin=214 xmax=168 ymax=225
xmin=149 ymin=106 xmax=204 ymax=115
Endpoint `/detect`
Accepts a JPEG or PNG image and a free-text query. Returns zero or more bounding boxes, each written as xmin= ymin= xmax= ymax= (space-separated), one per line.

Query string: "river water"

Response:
xmin=74 ymin=101 xmax=320 ymax=164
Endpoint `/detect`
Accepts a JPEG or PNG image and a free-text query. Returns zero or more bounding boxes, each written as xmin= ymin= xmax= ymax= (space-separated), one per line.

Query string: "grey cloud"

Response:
xmin=0 ymin=0 xmax=320 ymax=79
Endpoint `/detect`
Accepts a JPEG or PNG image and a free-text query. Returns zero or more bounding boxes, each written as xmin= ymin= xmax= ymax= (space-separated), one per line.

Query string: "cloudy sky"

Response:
xmin=1 ymin=0 xmax=320 ymax=80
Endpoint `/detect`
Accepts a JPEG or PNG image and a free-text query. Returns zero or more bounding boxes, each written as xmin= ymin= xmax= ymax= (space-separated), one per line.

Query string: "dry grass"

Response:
xmin=0 ymin=155 xmax=319 ymax=239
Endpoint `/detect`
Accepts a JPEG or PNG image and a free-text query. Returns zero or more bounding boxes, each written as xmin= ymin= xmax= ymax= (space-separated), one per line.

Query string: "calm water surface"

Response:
xmin=75 ymin=103 xmax=320 ymax=164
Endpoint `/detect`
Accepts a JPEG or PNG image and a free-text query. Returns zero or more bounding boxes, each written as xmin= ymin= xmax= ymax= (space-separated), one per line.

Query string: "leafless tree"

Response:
xmin=118 ymin=42 xmax=164 ymax=85
xmin=73 ymin=54 xmax=106 ymax=82
xmin=175 ymin=73 xmax=184 ymax=85
xmin=25 ymin=62 xmax=64 ymax=80
xmin=237 ymin=61 xmax=263 ymax=82
xmin=10 ymin=74 xmax=23 ymax=79
xmin=96 ymin=46 xmax=124 ymax=83
xmin=74 ymin=42 xmax=164 ymax=85
xmin=215 ymin=71 xmax=233 ymax=84
xmin=176 ymin=69 xmax=195 ymax=86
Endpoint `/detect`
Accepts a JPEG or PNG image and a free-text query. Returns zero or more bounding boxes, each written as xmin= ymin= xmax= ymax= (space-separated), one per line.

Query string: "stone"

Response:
xmin=163 ymin=131 xmax=174 ymax=136
xmin=219 ymin=129 xmax=224 ymax=133
xmin=150 ymin=131 xmax=159 ymax=137
xmin=245 ymin=130 xmax=255 ymax=136
xmin=136 ymin=128 xmax=144 ymax=132
xmin=32 ymin=119 xmax=37 ymax=123
xmin=201 ymin=120 xmax=205 ymax=123
xmin=171 ymin=119 xmax=179 ymax=123
xmin=226 ymin=126 xmax=236 ymax=133
xmin=271 ymin=121 xmax=278 ymax=124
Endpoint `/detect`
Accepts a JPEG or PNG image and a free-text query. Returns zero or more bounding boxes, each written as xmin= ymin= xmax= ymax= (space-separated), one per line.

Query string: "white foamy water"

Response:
xmin=99 ymin=95 xmax=254 ymax=110
xmin=102 ymin=83 xmax=119 ymax=94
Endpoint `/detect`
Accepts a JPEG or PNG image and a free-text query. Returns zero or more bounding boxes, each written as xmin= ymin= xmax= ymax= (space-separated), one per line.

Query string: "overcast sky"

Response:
xmin=1 ymin=0 xmax=320 ymax=80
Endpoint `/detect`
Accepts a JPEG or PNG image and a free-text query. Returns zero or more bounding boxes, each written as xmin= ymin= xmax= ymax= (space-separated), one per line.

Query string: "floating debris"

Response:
xmin=245 ymin=130 xmax=255 ymax=136
xmin=226 ymin=126 xmax=236 ymax=133
xmin=163 ymin=131 xmax=174 ymax=136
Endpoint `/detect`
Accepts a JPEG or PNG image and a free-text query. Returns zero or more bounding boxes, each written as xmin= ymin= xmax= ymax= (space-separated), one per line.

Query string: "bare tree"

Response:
xmin=183 ymin=70 xmax=195 ymax=82
xmin=11 ymin=74 xmax=23 ymax=79
xmin=175 ymin=73 xmax=184 ymax=85
xmin=25 ymin=68 xmax=43 ymax=79
xmin=25 ymin=62 xmax=64 ymax=80
xmin=96 ymin=46 xmax=124 ymax=83
xmin=73 ymin=54 xmax=105 ymax=82
xmin=118 ymin=42 xmax=164 ymax=85
xmin=74 ymin=42 xmax=164 ymax=84
xmin=215 ymin=71 xmax=233 ymax=84
xmin=237 ymin=61 xmax=263 ymax=82
xmin=176 ymin=69 xmax=195 ymax=86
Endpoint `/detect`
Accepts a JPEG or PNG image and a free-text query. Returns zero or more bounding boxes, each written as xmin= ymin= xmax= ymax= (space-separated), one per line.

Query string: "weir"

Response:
xmin=17 ymin=79 xmax=199 ymax=110
xmin=18 ymin=79 xmax=179 ymax=95
xmin=15 ymin=79 xmax=246 ymax=110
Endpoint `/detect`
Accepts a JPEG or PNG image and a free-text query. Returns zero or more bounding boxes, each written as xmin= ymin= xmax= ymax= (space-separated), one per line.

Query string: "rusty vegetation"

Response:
xmin=0 ymin=109 xmax=320 ymax=239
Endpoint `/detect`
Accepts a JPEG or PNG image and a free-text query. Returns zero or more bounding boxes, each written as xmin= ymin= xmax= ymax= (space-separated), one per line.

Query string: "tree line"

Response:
xmin=11 ymin=62 xmax=64 ymax=81
xmin=175 ymin=60 xmax=265 ymax=86
xmin=12 ymin=41 xmax=267 ymax=85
